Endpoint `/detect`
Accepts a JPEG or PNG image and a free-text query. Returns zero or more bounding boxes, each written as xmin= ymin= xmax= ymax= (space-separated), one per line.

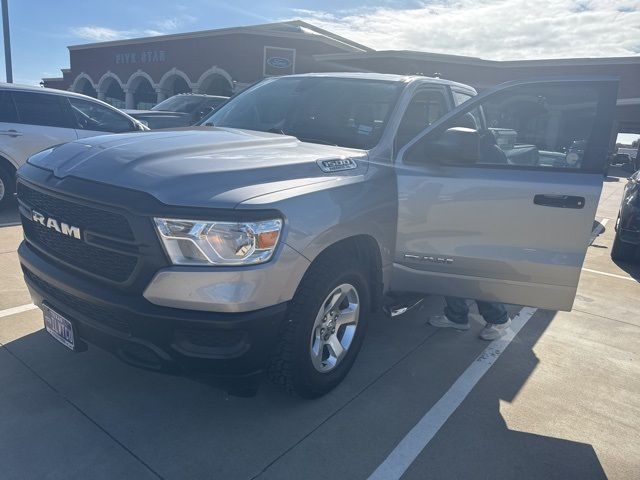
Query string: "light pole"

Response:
xmin=1 ymin=0 xmax=12 ymax=83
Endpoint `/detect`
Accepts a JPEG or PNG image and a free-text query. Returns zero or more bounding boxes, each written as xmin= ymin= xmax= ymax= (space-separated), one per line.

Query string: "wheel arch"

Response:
xmin=0 ymin=152 xmax=19 ymax=171
xmin=300 ymin=234 xmax=384 ymax=313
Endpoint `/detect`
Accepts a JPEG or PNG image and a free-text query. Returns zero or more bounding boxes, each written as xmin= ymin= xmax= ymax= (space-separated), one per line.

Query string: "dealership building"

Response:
xmin=43 ymin=19 xmax=640 ymax=143
xmin=42 ymin=21 xmax=371 ymax=109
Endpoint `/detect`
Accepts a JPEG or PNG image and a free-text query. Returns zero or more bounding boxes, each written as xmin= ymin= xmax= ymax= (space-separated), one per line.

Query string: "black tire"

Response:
xmin=0 ymin=163 xmax=16 ymax=211
xmin=611 ymin=230 xmax=637 ymax=262
xmin=268 ymin=252 xmax=370 ymax=398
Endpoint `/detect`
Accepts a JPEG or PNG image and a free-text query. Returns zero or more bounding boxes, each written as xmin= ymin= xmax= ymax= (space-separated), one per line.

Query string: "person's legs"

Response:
xmin=476 ymin=301 xmax=508 ymax=325
xmin=443 ymin=297 xmax=471 ymax=324
xmin=476 ymin=301 xmax=511 ymax=340
xmin=429 ymin=296 xmax=471 ymax=330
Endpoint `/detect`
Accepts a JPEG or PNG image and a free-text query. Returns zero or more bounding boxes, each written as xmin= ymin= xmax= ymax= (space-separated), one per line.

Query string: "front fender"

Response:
xmin=237 ymin=165 xmax=398 ymax=284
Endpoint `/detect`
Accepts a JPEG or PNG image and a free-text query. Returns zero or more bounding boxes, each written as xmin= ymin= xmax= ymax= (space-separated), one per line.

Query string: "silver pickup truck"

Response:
xmin=16 ymin=73 xmax=617 ymax=397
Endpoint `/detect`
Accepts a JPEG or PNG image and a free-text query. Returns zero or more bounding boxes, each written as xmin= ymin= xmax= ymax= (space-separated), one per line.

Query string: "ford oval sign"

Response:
xmin=267 ymin=57 xmax=292 ymax=69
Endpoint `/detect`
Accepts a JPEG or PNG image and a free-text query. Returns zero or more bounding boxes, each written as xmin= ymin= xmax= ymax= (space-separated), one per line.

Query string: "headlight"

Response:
xmin=154 ymin=218 xmax=282 ymax=266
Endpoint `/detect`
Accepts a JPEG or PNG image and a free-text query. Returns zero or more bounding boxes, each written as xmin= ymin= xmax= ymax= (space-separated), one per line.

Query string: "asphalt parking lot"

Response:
xmin=1 ymin=167 xmax=639 ymax=480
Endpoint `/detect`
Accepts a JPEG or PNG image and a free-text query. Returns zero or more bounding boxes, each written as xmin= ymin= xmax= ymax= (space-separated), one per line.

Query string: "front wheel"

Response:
xmin=268 ymin=254 xmax=370 ymax=398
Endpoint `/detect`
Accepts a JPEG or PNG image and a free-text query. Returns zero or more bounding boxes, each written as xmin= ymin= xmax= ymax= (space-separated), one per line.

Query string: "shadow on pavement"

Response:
xmin=0 ymin=305 xmax=441 ymax=479
xmin=0 ymin=203 xmax=20 ymax=226
xmin=403 ymin=309 xmax=607 ymax=480
xmin=611 ymin=258 xmax=640 ymax=281
xmin=252 ymin=305 xmax=609 ymax=480
xmin=0 ymin=303 xmax=608 ymax=479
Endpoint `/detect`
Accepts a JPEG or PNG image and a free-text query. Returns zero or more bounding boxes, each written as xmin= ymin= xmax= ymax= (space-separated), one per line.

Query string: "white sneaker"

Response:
xmin=429 ymin=315 xmax=470 ymax=331
xmin=479 ymin=319 xmax=512 ymax=340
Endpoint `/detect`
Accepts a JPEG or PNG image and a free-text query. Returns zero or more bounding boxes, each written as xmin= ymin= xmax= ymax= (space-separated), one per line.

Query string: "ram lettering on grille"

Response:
xmin=31 ymin=210 xmax=81 ymax=240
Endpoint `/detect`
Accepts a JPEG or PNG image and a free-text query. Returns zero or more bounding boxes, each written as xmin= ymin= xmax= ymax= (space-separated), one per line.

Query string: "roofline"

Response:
xmin=314 ymin=50 xmax=640 ymax=67
xmin=273 ymin=71 xmax=477 ymax=90
xmin=67 ymin=20 xmax=370 ymax=53
xmin=288 ymin=20 xmax=373 ymax=52
xmin=0 ymin=82 xmax=143 ymax=119
xmin=0 ymin=82 xmax=80 ymax=94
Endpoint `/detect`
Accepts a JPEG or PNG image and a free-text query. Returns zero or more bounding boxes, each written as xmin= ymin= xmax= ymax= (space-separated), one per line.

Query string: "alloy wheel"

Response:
xmin=309 ymin=283 xmax=360 ymax=373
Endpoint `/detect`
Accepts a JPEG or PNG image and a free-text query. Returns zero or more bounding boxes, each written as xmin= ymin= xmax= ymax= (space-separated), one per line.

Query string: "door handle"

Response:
xmin=0 ymin=129 xmax=23 ymax=137
xmin=533 ymin=194 xmax=585 ymax=209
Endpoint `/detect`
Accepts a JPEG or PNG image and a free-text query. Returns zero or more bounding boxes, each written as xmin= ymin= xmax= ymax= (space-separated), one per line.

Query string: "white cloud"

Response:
xmin=70 ymin=26 xmax=127 ymax=42
xmin=152 ymin=14 xmax=197 ymax=32
xmin=295 ymin=0 xmax=640 ymax=59
xmin=70 ymin=14 xmax=196 ymax=43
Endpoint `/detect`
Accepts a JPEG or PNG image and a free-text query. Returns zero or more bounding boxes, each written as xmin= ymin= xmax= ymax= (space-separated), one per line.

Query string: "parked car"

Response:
xmin=0 ymin=83 xmax=148 ymax=210
xmin=612 ymin=169 xmax=640 ymax=262
xmin=124 ymin=93 xmax=229 ymax=129
xmin=611 ymin=153 xmax=632 ymax=165
xmin=16 ymin=73 xmax=618 ymax=397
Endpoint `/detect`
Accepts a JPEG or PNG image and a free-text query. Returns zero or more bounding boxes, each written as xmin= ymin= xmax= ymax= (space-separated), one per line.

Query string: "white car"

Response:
xmin=0 ymin=83 xmax=148 ymax=209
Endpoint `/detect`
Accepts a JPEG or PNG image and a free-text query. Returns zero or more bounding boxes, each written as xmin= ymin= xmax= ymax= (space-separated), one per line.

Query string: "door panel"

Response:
xmin=391 ymin=78 xmax=618 ymax=311
xmin=1 ymin=91 xmax=77 ymax=167
xmin=393 ymin=167 xmax=602 ymax=310
xmin=0 ymin=121 xmax=77 ymax=168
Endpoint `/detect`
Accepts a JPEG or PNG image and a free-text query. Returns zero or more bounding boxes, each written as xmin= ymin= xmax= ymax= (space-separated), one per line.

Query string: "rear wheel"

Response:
xmin=268 ymin=253 xmax=370 ymax=398
xmin=0 ymin=163 xmax=16 ymax=211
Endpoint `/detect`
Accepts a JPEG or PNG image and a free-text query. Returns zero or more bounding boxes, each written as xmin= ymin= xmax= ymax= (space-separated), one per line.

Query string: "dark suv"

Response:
xmin=612 ymin=169 xmax=640 ymax=262
xmin=125 ymin=93 xmax=228 ymax=129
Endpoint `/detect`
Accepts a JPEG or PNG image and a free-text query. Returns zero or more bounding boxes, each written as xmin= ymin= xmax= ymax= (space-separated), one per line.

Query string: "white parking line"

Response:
xmin=0 ymin=303 xmax=38 ymax=319
xmin=582 ymin=268 xmax=637 ymax=282
xmin=367 ymin=306 xmax=538 ymax=480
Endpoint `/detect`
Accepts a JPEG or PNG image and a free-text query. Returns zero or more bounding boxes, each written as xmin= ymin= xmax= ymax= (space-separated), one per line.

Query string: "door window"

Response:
xmin=67 ymin=97 xmax=135 ymax=133
xmin=452 ymin=90 xmax=474 ymax=106
xmin=0 ymin=91 xmax=18 ymax=122
xmin=12 ymin=91 xmax=74 ymax=128
xmin=412 ymin=83 xmax=603 ymax=171
xmin=396 ymin=89 xmax=448 ymax=151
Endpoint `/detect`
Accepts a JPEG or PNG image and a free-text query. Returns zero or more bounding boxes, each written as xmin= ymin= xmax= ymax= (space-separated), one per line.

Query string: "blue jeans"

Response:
xmin=444 ymin=297 xmax=508 ymax=325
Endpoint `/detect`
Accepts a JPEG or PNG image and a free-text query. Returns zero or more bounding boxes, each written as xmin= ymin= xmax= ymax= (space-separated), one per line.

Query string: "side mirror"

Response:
xmin=423 ymin=127 xmax=480 ymax=165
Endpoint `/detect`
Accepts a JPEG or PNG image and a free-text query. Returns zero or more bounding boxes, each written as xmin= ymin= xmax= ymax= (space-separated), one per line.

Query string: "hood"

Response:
xmin=28 ymin=127 xmax=367 ymax=209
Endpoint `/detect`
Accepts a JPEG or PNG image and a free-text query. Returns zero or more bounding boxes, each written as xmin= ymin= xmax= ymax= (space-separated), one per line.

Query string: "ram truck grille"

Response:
xmin=17 ymin=183 xmax=138 ymax=283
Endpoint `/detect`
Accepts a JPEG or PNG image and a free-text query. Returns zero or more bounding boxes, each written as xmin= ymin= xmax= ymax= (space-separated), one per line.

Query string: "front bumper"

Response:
xmin=19 ymin=242 xmax=287 ymax=376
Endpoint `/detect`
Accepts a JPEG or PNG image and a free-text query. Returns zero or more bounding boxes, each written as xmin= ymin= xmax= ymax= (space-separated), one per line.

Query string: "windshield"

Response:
xmin=152 ymin=96 xmax=207 ymax=113
xmin=200 ymin=77 xmax=402 ymax=149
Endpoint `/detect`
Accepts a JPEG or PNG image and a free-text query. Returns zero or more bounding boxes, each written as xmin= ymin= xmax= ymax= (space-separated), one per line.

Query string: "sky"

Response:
xmin=1 ymin=0 xmax=639 ymax=86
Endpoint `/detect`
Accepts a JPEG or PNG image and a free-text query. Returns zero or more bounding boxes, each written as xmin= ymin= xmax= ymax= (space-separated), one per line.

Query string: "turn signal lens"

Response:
xmin=256 ymin=230 xmax=280 ymax=249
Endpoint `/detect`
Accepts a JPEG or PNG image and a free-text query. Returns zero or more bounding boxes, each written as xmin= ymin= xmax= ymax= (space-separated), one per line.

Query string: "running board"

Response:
xmin=383 ymin=293 xmax=426 ymax=317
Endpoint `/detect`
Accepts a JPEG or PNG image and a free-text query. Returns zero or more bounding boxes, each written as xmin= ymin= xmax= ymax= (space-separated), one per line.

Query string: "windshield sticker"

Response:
xmin=317 ymin=157 xmax=358 ymax=173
